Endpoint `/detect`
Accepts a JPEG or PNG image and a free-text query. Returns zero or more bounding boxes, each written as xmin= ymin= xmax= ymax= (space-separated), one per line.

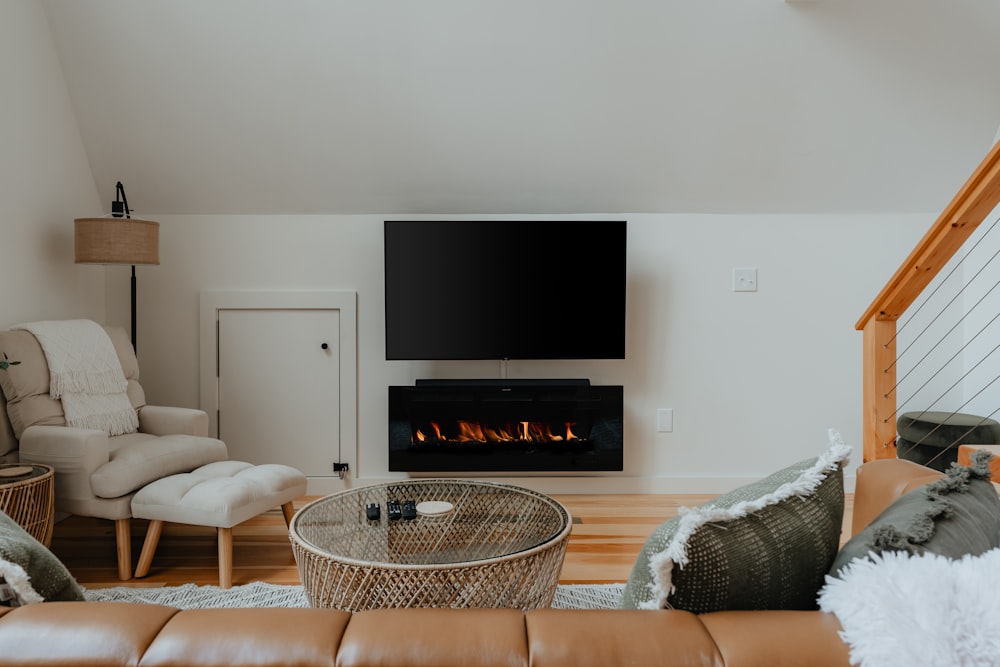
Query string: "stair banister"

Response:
xmin=856 ymin=139 xmax=1000 ymax=462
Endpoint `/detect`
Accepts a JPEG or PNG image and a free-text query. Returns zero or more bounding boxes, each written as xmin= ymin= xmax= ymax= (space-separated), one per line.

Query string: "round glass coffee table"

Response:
xmin=288 ymin=479 xmax=572 ymax=611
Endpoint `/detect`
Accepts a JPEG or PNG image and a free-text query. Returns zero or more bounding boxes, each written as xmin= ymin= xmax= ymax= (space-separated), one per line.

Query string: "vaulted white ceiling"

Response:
xmin=41 ymin=0 xmax=1000 ymax=216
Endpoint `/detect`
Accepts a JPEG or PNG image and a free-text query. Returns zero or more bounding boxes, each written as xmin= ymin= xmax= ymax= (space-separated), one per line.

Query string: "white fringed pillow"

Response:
xmin=620 ymin=430 xmax=850 ymax=612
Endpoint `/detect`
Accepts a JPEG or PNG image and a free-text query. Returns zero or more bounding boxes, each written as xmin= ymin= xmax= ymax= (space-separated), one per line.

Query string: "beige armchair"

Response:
xmin=0 ymin=324 xmax=227 ymax=580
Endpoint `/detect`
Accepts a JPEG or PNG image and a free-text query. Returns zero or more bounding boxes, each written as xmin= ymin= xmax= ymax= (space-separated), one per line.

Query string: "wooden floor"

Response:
xmin=50 ymin=493 xmax=855 ymax=589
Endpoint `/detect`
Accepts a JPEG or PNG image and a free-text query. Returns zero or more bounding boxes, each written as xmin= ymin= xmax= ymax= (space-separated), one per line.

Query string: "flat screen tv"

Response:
xmin=384 ymin=220 xmax=626 ymax=360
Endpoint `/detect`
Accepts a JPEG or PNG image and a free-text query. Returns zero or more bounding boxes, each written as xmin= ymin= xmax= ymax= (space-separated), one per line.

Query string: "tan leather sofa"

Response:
xmin=0 ymin=458 xmax=943 ymax=667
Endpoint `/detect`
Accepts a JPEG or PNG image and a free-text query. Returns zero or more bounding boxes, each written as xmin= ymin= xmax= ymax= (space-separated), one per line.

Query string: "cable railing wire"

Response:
xmin=889 ymin=314 xmax=1000 ymax=422
xmin=888 ymin=215 xmax=1000 ymax=352
xmin=885 ymin=211 xmax=1000 ymax=468
xmin=888 ymin=275 xmax=1000 ymax=403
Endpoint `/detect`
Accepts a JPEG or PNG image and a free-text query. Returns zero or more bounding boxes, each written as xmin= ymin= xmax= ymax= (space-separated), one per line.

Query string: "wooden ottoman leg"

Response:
xmin=115 ymin=518 xmax=132 ymax=581
xmin=135 ymin=520 xmax=164 ymax=578
xmin=218 ymin=527 xmax=233 ymax=589
xmin=281 ymin=501 xmax=295 ymax=527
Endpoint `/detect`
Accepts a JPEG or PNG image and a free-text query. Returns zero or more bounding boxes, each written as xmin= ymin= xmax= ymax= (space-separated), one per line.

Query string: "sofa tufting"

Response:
xmin=0 ymin=457 xmax=958 ymax=667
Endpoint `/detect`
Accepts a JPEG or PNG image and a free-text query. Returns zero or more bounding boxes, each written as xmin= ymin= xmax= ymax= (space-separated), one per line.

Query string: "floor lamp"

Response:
xmin=74 ymin=182 xmax=160 ymax=352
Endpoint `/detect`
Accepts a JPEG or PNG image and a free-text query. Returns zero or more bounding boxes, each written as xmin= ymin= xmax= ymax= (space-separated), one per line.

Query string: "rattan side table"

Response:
xmin=0 ymin=463 xmax=55 ymax=546
xmin=289 ymin=479 xmax=572 ymax=611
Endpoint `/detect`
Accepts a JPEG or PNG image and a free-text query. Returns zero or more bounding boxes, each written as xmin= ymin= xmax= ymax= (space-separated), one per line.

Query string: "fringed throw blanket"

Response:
xmin=13 ymin=319 xmax=138 ymax=436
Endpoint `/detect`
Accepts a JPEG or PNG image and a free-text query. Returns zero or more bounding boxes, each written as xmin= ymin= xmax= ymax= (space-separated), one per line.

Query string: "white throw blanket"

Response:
xmin=14 ymin=319 xmax=138 ymax=436
xmin=818 ymin=548 xmax=1000 ymax=667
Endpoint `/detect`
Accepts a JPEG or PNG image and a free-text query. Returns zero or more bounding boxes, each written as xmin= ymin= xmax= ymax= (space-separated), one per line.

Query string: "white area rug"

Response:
xmin=819 ymin=548 xmax=1000 ymax=667
xmin=84 ymin=581 xmax=625 ymax=610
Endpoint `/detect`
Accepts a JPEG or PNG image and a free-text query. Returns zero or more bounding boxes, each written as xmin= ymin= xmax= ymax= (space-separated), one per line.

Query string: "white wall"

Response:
xmin=0 ymin=0 xmax=939 ymax=494
xmin=0 ymin=0 xmax=103 ymax=329
xmin=114 ymin=213 xmax=929 ymax=494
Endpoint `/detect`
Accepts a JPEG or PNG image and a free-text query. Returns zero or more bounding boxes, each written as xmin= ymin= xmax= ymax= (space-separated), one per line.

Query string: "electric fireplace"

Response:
xmin=388 ymin=380 xmax=624 ymax=472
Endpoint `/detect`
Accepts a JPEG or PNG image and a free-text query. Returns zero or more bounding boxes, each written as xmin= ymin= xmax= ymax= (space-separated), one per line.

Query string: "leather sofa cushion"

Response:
xmin=527 ymin=608 xmax=722 ymax=667
xmin=0 ymin=602 xmax=179 ymax=664
xmin=91 ymin=433 xmax=228 ymax=499
xmin=140 ymin=607 xmax=351 ymax=667
xmin=0 ymin=326 xmax=144 ymax=442
xmin=337 ymin=608 xmax=527 ymax=667
xmin=700 ymin=610 xmax=851 ymax=666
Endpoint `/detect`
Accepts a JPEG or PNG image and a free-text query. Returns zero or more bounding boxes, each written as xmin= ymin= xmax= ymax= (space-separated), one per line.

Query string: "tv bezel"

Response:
xmin=383 ymin=220 xmax=627 ymax=361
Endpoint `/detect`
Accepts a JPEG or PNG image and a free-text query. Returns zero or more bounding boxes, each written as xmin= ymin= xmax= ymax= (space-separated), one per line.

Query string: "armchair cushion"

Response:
xmin=0 ymin=330 xmax=66 ymax=439
xmin=0 ymin=326 xmax=143 ymax=441
xmin=91 ymin=434 xmax=228 ymax=499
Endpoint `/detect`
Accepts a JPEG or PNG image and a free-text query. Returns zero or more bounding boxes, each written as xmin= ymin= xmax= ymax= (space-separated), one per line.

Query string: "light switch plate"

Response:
xmin=733 ymin=267 xmax=757 ymax=292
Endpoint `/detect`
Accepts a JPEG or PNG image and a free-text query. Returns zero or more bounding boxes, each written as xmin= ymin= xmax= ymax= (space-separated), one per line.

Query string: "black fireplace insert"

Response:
xmin=388 ymin=379 xmax=624 ymax=472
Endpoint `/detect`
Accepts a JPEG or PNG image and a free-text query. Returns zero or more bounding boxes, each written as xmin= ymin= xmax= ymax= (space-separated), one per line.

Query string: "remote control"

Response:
xmin=365 ymin=503 xmax=380 ymax=521
xmin=402 ymin=500 xmax=417 ymax=520
xmin=387 ymin=499 xmax=402 ymax=520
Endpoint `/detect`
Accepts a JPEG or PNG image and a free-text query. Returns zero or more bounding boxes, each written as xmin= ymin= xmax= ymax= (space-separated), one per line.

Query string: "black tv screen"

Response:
xmin=384 ymin=220 xmax=626 ymax=360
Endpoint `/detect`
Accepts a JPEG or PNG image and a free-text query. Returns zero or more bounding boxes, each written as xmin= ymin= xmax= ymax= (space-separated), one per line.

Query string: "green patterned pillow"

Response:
xmin=621 ymin=430 xmax=850 ymax=612
xmin=829 ymin=450 xmax=1000 ymax=577
xmin=0 ymin=510 xmax=83 ymax=605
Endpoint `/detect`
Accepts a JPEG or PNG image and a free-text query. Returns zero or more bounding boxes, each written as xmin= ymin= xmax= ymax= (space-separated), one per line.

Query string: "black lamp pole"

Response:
xmin=114 ymin=181 xmax=139 ymax=353
xmin=130 ymin=265 xmax=137 ymax=352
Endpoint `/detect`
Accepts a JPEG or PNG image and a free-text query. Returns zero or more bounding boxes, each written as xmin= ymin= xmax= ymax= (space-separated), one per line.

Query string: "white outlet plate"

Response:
xmin=656 ymin=408 xmax=673 ymax=432
xmin=733 ymin=267 xmax=758 ymax=292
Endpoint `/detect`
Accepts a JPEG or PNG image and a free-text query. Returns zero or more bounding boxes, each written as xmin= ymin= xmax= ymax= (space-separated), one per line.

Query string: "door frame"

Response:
xmin=199 ymin=290 xmax=358 ymax=478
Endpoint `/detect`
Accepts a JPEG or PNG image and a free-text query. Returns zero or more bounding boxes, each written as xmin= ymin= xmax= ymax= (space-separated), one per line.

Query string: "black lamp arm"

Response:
xmin=113 ymin=181 xmax=131 ymax=219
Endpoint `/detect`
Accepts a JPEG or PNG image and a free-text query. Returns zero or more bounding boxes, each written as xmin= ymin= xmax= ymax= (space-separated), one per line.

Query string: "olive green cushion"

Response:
xmin=829 ymin=451 xmax=1000 ymax=577
xmin=0 ymin=510 xmax=83 ymax=605
xmin=621 ymin=431 xmax=850 ymax=612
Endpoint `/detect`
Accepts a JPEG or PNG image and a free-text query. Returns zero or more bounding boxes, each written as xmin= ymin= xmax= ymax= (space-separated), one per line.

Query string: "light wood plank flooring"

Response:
xmin=50 ymin=493 xmax=854 ymax=589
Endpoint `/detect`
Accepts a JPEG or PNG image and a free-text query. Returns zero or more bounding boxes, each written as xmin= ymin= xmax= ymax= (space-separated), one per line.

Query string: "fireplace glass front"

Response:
xmin=388 ymin=380 xmax=623 ymax=472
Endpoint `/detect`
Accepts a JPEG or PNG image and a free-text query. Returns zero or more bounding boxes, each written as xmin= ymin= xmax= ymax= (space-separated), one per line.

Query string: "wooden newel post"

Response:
xmin=861 ymin=318 xmax=897 ymax=462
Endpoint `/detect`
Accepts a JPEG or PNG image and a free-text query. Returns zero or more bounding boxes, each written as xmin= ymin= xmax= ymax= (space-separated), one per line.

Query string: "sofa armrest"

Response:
xmin=138 ymin=406 xmax=209 ymax=437
xmin=18 ymin=424 xmax=110 ymax=474
xmin=851 ymin=458 xmax=944 ymax=536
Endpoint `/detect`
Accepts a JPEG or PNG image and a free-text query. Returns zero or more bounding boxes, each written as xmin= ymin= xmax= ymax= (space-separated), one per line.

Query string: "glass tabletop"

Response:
xmin=291 ymin=479 xmax=570 ymax=566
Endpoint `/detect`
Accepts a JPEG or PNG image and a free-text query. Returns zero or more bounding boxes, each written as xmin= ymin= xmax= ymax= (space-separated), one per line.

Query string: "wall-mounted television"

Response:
xmin=384 ymin=220 xmax=626 ymax=360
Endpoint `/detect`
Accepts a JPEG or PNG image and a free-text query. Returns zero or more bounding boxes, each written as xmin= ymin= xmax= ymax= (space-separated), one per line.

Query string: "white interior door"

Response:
xmin=217 ymin=308 xmax=340 ymax=475
xmin=200 ymin=290 xmax=358 ymax=490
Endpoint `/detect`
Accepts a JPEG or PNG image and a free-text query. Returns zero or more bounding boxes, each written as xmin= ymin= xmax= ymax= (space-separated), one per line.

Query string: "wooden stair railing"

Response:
xmin=856 ymin=139 xmax=1000 ymax=462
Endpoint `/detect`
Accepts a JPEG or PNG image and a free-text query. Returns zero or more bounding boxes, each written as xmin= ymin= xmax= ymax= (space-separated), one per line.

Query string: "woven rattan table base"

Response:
xmin=289 ymin=479 xmax=571 ymax=611
xmin=0 ymin=463 xmax=54 ymax=546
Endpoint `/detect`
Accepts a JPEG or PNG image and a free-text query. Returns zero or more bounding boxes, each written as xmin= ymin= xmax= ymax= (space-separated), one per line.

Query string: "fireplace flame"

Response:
xmin=456 ymin=420 xmax=486 ymax=442
xmin=413 ymin=419 xmax=581 ymax=445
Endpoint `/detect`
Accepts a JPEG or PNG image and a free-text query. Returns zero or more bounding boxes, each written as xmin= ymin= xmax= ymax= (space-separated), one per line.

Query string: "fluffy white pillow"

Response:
xmin=819 ymin=548 xmax=1000 ymax=667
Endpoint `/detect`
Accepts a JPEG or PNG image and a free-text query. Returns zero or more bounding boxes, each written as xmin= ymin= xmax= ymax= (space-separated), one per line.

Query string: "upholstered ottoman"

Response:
xmin=131 ymin=461 xmax=307 ymax=588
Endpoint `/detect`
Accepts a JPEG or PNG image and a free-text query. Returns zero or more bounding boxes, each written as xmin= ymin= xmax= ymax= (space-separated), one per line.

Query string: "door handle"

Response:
xmin=321 ymin=343 xmax=329 ymax=350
